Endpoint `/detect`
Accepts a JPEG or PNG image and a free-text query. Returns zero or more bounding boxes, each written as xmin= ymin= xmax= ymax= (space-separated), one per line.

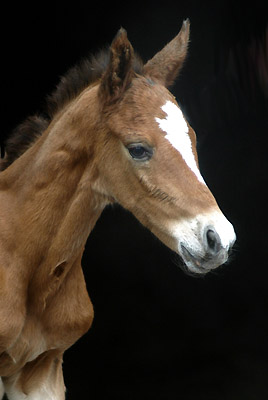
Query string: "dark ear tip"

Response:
xmin=110 ymin=27 xmax=134 ymax=62
xmin=111 ymin=27 xmax=132 ymax=52
xmin=119 ymin=27 xmax=127 ymax=35
xmin=114 ymin=27 xmax=128 ymax=42
xmin=182 ymin=18 xmax=190 ymax=32
xmin=99 ymin=27 xmax=134 ymax=103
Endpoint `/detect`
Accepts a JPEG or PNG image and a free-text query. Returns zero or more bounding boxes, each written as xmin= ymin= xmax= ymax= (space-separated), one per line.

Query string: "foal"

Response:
xmin=0 ymin=20 xmax=235 ymax=399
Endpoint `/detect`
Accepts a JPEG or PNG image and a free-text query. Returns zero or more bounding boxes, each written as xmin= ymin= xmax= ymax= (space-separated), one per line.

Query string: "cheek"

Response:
xmin=148 ymin=144 xmax=186 ymax=190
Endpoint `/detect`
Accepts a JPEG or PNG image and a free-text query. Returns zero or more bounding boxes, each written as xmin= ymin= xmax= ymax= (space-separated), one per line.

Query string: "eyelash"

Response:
xmin=127 ymin=143 xmax=154 ymax=162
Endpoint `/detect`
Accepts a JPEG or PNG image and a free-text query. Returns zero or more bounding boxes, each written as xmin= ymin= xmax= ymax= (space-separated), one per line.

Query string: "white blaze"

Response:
xmin=155 ymin=100 xmax=205 ymax=184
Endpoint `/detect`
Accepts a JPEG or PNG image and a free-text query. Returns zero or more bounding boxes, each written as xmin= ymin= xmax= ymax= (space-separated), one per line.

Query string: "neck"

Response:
xmin=0 ymin=85 xmax=109 ymax=280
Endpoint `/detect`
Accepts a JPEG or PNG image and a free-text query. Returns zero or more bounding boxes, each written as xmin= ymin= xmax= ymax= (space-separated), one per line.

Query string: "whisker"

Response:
xmin=139 ymin=176 xmax=176 ymax=203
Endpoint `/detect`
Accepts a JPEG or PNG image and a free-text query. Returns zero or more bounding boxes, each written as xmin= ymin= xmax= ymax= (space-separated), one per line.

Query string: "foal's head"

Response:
xmin=93 ymin=20 xmax=236 ymax=274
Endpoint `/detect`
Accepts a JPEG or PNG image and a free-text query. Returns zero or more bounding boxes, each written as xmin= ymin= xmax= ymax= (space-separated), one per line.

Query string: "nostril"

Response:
xmin=206 ymin=228 xmax=221 ymax=254
xmin=207 ymin=229 xmax=216 ymax=250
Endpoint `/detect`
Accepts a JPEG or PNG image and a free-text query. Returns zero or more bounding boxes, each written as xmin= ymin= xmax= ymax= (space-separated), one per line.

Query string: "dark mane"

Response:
xmin=0 ymin=48 xmax=144 ymax=171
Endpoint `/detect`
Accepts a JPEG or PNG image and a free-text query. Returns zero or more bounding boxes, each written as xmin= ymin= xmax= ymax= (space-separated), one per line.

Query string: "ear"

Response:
xmin=99 ymin=28 xmax=134 ymax=104
xmin=143 ymin=19 xmax=190 ymax=87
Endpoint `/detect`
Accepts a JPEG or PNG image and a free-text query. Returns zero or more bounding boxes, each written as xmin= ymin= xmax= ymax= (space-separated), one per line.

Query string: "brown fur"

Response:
xmin=0 ymin=20 xmax=224 ymax=399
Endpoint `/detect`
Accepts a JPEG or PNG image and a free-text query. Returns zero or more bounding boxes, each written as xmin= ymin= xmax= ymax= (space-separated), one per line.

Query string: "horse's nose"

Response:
xmin=204 ymin=227 xmax=222 ymax=256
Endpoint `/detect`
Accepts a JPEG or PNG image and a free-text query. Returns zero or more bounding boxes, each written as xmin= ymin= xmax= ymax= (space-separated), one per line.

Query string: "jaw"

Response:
xmin=179 ymin=244 xmax=229 ymax=275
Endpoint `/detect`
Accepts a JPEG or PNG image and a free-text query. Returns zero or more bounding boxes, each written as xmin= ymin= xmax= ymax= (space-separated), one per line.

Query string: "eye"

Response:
xmin=127 ymin=144 xmax=153 ymax=161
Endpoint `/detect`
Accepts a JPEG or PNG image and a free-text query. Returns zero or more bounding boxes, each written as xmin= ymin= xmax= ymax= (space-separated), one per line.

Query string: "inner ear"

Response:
xmin=99 ymin=28 xmax=134 ymax=104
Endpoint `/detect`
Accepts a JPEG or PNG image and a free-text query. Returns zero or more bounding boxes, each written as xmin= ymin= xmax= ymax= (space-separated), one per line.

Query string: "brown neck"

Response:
xmin=0 ymin=86 xmax=108 ymax=283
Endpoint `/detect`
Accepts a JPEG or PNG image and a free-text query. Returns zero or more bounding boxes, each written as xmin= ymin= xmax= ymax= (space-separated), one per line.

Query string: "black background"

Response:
xmin=1 ymin=1 xmax=268 ymax=399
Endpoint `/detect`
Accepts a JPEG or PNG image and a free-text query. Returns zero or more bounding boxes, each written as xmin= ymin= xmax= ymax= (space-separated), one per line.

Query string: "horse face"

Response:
xmin=98 ymin=77 xmax=235 ymax=274
xmin=96 ymin=23 xmax=236 ymax=274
